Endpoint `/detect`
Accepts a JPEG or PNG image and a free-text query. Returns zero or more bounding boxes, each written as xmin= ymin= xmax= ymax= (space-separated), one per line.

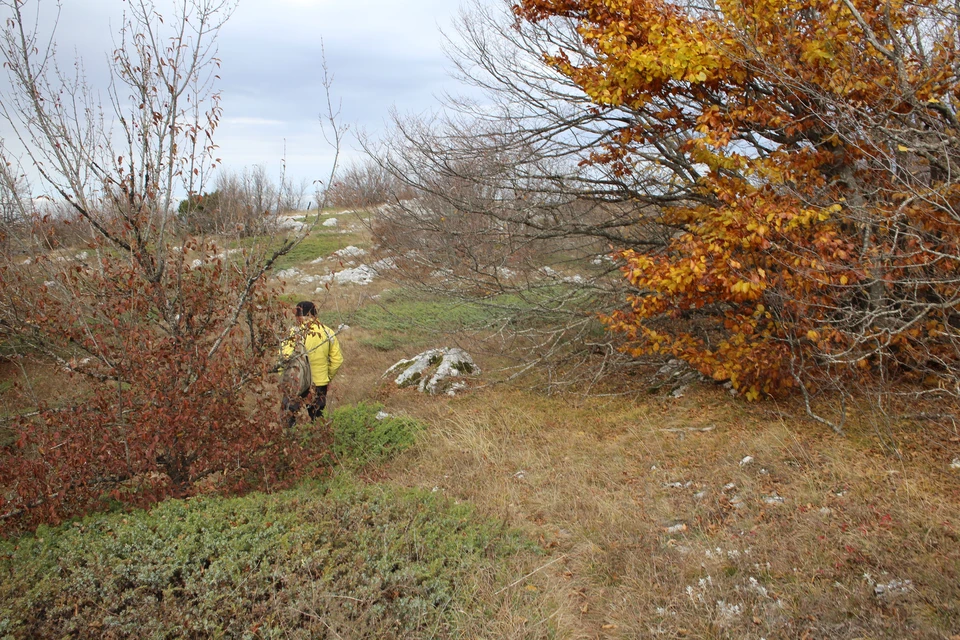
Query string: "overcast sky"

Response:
xmin=17 ymin=0 xmax=485 ymax=197
xmin=216 ymin=0 xmax=472 ymax=190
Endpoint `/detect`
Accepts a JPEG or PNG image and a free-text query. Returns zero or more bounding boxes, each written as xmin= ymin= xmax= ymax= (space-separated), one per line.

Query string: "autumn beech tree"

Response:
xmin=0 ymin=0 xmax=338 ymax=534
xmin=507 ymin=0 xmax=960 ymax=418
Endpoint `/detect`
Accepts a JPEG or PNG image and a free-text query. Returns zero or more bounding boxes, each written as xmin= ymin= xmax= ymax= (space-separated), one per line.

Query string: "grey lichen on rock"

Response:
xmin=386 ymin=348 xmax=481 ymax=395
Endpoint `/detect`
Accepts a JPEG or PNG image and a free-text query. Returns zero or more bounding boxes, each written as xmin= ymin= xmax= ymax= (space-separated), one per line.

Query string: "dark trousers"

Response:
xmin=284 ymin=384 xmax=328 ymax=427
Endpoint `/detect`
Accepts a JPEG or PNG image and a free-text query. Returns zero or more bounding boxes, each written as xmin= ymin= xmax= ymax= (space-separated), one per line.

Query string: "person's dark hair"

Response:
xmin=295 ymin=301 xmax=318 ymax=317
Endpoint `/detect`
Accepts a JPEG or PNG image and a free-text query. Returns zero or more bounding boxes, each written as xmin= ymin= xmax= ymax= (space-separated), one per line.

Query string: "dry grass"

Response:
xmin=5 ymin=221 xmax=960 ymax=638
xmin=375 ymin=384 xmax=960 ymax=639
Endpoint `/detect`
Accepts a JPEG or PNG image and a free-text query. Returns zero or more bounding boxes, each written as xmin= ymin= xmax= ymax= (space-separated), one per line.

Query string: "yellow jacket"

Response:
xmin=281 ymin=321 xmax=343 ymax=386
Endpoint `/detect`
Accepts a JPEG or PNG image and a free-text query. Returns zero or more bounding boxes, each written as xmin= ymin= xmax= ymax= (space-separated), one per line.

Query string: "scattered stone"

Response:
xmin=191 ymin=259 xmax=203 ymax=269
xmin=275 ymin=268 xmax=301 ymax=280
xmin=275 ymin=217 xmax=305 ymax=232
xmin=513 ymin=470 xmax=527 ymax=480
xmin=385 ymin=347 xmax=481 ymax=395
xmin=319 ymin=264 xmax=377 ymax=286
xmin=375 ymin=411 xmax=390 ymax=421
xmin=723 ymin=482 xmax=737 ymax=492
xmin=874 ymin=579 xmax=913 ymax=599
xmin=739 ymin=456 xmax=754 ymax=466
xmin=332 ymin=245 xmax=366 ymax=259
xmin=762 ymin=494 xmax=785 ymax=505
xmin=322 ymin=217 xmax=338 ymax=227
xmin=445 ymin=381 xmax=467 ymax=396
xmin=664 ymin=523 xmax=687 ymax=534
xmin=951 ymin=458 xmax=960 ymax=470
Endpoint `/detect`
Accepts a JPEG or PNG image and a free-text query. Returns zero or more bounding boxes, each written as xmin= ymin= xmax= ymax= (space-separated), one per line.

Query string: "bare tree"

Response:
xmin=324 ymin=157 xmax=412 ymax=209
xmin=361 ymin=0 xmax=680 ymax=388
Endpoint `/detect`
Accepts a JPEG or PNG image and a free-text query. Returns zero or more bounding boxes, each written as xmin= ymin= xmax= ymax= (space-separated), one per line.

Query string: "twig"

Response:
xmin=494 ymin=554 xmax=567 ymax=595
xmin=290 ymin=609 xmax=344 ymax=639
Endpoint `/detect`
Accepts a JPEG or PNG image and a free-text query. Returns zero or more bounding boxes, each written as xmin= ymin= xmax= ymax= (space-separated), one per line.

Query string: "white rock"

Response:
xmin=332 ymin=245 xmax=366 ymax=259
xmin=874 ymin=579 xmax=913 ymax=599
xmin=950 ymin=459 xmax=960 ymax=470
xmin=322 ymin=217 xmax=338 ymax=227
xmin=371 ymin=257 xmax=396 ymax=271
xmin=763 ymin=494 xmax=785 ymax=505
xmin=275 ymin=268 xmax=301 ymax=280
xmin=275 ymin=217 xmax=304 ymax=231
xmin=318 ymin=264 xmax=377 ymax=286
xmin=375 ymin=411 xmax=390 ymax=420
xmin=386 ymin=347 xmax=481 ymax=395
xmin=739 ymin=456 xmax=754 ymax=466
xmin=191 ymin=259 xmax=203 ymax=269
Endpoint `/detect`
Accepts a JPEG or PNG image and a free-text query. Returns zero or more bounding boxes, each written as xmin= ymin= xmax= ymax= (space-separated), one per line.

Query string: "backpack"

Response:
xmin=281 ymin=345 xmax=312 ymax=397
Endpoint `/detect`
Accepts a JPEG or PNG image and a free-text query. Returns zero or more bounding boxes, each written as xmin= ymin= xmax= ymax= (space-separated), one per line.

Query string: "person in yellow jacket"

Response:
xmin=281 ymin=300 xmax=343 ymax=427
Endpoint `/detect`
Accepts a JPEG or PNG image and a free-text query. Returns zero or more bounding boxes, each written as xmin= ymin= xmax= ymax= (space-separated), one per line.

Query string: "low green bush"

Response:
xmin=330 ymin=401 xmax=422 ymax=468
xmin=0 ymin=478 xmax=532 ymax=639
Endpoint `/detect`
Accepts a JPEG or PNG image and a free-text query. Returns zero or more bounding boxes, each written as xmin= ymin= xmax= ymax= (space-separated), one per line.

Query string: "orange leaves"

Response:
xmin=520 ymin=0 xmax=960 ymax=398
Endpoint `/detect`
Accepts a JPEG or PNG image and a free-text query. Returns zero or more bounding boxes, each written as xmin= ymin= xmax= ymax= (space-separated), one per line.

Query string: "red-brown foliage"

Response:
xmin=0 ymin=236 xmax=323 ymax=536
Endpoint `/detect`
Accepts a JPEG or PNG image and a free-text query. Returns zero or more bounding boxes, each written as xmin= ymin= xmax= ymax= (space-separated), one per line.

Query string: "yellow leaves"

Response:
xmin=730 ymin=280 xmax=763 ymax=296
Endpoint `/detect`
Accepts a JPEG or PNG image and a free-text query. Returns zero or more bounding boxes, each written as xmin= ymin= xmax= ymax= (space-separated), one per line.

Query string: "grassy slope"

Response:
xmin=3 ymin=212 xmax=959 ymax=638
xmin=383 ymin=386 xmax=960 ymax=639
